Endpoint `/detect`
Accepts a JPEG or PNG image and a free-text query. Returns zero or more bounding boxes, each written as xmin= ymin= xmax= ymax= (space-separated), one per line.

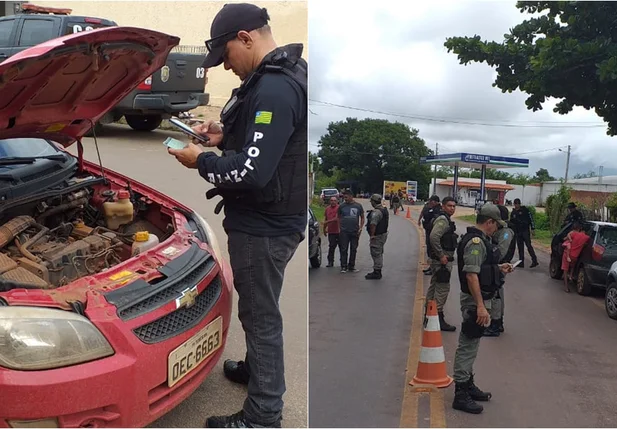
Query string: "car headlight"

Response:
xmin=194 ymin=212 xmax=224 ymax=259
xmin=0 ymin=307 xmax=114 ymax=371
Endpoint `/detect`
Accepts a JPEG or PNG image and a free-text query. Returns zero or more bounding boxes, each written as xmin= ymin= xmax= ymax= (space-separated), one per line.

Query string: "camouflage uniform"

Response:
xmin=427 ymin=213 xmax=458 ymax=331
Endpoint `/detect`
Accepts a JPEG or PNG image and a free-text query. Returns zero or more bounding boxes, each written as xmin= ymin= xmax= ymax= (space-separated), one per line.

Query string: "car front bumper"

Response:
xmin=0 ymin=259 xmax=233 ymax=428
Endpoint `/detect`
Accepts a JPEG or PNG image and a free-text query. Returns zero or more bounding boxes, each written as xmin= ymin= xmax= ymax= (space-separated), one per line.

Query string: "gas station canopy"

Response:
xmin=419 ymin=152 xmax=529 ymax=202
xmin=420 ymin=153 xmax=529 ymax=169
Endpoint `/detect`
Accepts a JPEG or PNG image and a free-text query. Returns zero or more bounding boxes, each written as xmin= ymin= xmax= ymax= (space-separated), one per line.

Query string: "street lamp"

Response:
xmin=558 ymin=145 xmax=571 ymax=183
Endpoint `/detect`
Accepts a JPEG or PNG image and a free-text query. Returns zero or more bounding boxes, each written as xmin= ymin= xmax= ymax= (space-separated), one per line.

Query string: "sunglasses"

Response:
xmin=205 ymin=31 xmax=238 ymax=51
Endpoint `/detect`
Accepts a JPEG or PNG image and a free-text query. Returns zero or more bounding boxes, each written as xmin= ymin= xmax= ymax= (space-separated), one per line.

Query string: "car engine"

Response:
xmin=0 ymin=215 xmax=123 ymax=289
xmin=0 ymin=184 xmax=171 ymax=291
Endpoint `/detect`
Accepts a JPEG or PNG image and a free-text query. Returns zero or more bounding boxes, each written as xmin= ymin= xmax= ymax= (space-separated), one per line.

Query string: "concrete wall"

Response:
xmin=540 ymin=182 xmax=617 ymax=205
xmin=37 ymin=1 xmax=308 ymax=107
xmin=505 ymin=184 xmax=542 ymax=207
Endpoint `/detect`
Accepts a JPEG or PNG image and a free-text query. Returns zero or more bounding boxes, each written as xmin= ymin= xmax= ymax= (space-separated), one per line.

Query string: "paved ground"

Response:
xmin=309 ymin=200 xmax=420 ymax=427
xmin=71 ymin=124 xmax=307 ymax=428
xmin=309 ymin=202 xmax=617 ymax=428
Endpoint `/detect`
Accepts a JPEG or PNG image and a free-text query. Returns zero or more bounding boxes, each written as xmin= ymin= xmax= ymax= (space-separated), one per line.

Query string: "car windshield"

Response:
xmin=0 ymin=138 xmax=59 ymax=158
xmin=598 ymin=226 xmax=617 ymax=249
xmin=323 ymin=190 xmax=337 ymax=195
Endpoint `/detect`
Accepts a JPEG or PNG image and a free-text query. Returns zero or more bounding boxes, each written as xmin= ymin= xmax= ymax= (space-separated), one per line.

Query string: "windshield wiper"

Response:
xmin=0 ymin=154 xmax=67 ymax=165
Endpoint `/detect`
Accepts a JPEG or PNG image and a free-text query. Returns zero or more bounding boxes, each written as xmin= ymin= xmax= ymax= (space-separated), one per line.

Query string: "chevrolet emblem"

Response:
xmin=175 ymin=285 xmax=198 ymax=309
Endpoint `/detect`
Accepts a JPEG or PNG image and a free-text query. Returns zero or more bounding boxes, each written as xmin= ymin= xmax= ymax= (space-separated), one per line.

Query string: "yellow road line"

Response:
xmin=429 ymin=388 xmax=447 ymax=428
xmin=399 ymin=214 xmax=447 ymax=428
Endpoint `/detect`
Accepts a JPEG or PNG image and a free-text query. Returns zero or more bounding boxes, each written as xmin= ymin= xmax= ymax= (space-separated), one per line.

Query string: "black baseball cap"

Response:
xmin=202 ymin=3 xmax=270 ymax=68
xmin=567 ymin=202 xmax=577 ymax=209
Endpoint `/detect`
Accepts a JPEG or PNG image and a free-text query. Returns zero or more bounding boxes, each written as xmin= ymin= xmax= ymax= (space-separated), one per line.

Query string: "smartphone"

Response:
xmin=511 ymin=260 xmax=522 ymax=268
xmin=168 ymin=117 xmax=210 ymax=143
xmin=163 ymin=137 xmax=188 ymax=150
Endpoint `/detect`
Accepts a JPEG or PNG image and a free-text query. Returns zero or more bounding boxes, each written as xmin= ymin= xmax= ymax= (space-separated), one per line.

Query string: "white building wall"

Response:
xmin=505 ymin=185 xmax=542 ymax=206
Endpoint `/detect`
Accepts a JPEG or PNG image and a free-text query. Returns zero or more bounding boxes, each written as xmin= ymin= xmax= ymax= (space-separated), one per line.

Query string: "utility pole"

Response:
xmin=432 ymin=142 xmax=438 ymax=195
xmin=564 ymin=145 xmax=571 ymax=183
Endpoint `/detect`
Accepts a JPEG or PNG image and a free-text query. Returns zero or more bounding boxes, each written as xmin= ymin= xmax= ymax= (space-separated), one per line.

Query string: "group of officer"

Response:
xmin=418 ymin=196 xmax=517 ymax=414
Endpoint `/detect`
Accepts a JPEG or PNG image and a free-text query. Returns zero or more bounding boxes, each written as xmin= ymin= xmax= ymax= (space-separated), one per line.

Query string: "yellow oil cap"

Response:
xmin=135 ymin=231 xmax=149 ymax=242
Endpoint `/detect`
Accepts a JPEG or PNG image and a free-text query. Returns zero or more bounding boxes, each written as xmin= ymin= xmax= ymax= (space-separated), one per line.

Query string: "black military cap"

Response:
xmin=202 ymin=3 xmax=270 ymax=68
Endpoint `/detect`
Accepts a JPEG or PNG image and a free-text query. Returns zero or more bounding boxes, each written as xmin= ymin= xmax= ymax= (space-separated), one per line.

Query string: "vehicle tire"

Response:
xmin=84 ymin=121 xmax=104 ymax=137
xmin=125 ymin=114 xmax=163 ymax=132
xmin=549 ymin=256 xmax=563 ymax=280
xmin=310 ymin=238 xmax=322 ymax=268
xmin=576 ymin=266 xmax=592 ymax=296
xmin=606 ymin=282 xmax=617 ymax=320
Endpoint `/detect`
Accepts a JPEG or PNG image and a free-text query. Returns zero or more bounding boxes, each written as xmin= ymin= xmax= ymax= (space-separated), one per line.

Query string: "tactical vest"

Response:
xmin=429 ymin=213 xmax=458 ymax=258
xmin=457 ymin=227 xmax=502 ymax=299
xmin=215 ymin=46 xmax=307 ymax=216
xmin=423 ymin=205 xmax=441 ymax=231
xmin=366 ymin=207 xmax=389 ymax=235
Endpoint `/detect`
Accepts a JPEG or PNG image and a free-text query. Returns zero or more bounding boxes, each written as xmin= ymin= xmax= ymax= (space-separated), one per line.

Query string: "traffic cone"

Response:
xmin=410 ymin=300 xmax=453 ymax=388
xmin=406 ymin=207 xmax=411 ymax=219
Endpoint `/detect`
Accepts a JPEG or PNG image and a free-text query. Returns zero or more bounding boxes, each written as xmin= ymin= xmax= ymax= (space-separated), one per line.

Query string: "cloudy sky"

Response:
xmin=308 ymin=0 xmax=617 ymax=179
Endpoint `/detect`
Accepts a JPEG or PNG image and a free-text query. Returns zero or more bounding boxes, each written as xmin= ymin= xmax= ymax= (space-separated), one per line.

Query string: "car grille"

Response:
xmin=133 ymin=276 xmax=222 ymax=344
xmin=118 ymin=257 xmax=216 ymax=320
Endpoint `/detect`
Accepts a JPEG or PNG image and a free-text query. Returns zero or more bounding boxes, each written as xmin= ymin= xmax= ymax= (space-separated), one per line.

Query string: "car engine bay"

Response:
xmin=0 ymin=181 xmax=174 ymax=291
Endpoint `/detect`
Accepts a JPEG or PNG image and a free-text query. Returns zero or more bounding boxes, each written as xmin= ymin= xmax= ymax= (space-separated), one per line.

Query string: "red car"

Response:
xmin=0 ymin=27 xmax=233 ymax=427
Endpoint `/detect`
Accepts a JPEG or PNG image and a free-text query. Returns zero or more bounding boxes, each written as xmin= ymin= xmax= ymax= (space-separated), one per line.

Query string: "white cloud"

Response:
xmin=309 ymin=0 xmax=616 ymax=178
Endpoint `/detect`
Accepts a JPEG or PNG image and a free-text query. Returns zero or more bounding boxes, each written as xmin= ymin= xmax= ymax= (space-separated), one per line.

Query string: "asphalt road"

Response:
xmin=309 ymin=201 xmax=420 ymax=428
xmin=309 ymin=202 xmax=617 ymax=428
xmin=71 ymin=124 xmax=307 ymax=428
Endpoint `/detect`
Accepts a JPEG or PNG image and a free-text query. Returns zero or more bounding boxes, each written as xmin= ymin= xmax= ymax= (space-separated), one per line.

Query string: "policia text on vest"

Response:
xmin=167 ymin=4 xmax=307 ymax=427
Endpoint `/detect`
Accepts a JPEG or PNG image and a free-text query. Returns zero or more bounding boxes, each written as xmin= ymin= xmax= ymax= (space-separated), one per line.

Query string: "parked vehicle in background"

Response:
xmin=605 ymin=262 xmax=617 ymax=320
xmin=308 ymin=208 xmax=322 ymax=268
xmin=320 ymin=188 xmax=340 ymax=205
xmin=549 ymin=220 xmax=617 ymax=296
xmin=0 ymin=3 xmax=209 ymax=135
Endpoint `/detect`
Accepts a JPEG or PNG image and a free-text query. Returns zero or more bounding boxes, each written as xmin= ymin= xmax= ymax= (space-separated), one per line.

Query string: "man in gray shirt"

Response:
xmin=338 ymin=190 xmax=365 ymax=273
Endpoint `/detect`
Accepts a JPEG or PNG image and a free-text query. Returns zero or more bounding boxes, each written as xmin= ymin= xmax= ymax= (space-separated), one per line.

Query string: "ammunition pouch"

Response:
xmin=461 ymin=309 xmax=485 ymax=339
xmin=435 ymin=266 xmax=451 ymax=283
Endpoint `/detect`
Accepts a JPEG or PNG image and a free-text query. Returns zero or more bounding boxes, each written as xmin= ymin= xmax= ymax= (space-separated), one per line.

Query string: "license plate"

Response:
xmin=167 ymin=316 xmax=222 ymax=387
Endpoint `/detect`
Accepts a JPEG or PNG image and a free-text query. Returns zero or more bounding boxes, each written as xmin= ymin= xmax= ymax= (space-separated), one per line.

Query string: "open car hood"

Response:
xmin=0 ymin=27 xmax=179 ymax=146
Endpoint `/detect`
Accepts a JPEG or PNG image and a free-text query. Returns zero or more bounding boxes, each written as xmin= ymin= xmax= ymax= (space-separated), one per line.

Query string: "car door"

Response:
xmin=308 ymin=209 xmax=318 ymax=256
xmin=0 ymin=17 xmax=18 ymax=62
xmin=588 ymin=225 xmax=617 ymax=285
xmin=12 ymin=15 xmax=60 ymax=56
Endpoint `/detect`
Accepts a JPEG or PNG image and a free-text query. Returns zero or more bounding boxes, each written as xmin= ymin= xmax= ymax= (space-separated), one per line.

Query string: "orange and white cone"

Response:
xmin=410 ymin=299 xmax=453 ymax=388
xmin=406 ymin=207 xmax=411 ymax=219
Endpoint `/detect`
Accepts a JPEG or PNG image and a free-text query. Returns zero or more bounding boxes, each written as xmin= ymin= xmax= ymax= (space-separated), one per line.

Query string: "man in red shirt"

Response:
xmin=324 ymin=196 xmax=341 ymax=267
xmin=562 ymin=222 xmax=589 ymax=292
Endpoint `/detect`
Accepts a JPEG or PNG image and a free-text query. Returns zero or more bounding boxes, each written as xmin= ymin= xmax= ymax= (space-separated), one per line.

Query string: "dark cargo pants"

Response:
xmin=228 ymin=231 xmax=303 ymax=425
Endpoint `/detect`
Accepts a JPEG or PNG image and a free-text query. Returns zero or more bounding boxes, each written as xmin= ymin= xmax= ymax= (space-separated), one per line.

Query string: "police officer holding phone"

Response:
xmin=452 ymin=203 xmax=513 ymax=415
xmin=167 ymin=3 xmax=307 ymax=428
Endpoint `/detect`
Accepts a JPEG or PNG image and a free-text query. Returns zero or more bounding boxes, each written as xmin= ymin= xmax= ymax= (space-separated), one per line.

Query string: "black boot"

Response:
xmin=452 ymin=381 xmax=484 ymax=414
xmin=438 ymin=311 xmax=456 ymax=332
xmin=365 ymin=270 xmax=382 ymax=280
xmin=468 ymin=374 xmax=492 ymax=402
xmin=205 ymin=410 xmax=281 ymax=428
xmin=498 ymin=317 xmax=504 ymax=333
xmin=530 ymin=260 xmax=539 ymax=268
xmin=483 ymin=320 xmax=501 ymax=337
xmin=223 ymin=360 xmax=250 ymax=385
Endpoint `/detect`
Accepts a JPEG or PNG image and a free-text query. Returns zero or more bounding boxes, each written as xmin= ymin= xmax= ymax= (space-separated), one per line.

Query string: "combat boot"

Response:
xmin=468 ymin=374 xmax=492 ymax=401
xmin=452 ymin=381 xmax=483 ymax=414
xmin=438 ymin=311 xmax=456 ymax=332
xmin=483 ymin=320 xmax=501 ymax=337
xmin=365 ymin=270 xmax=382 ymax=280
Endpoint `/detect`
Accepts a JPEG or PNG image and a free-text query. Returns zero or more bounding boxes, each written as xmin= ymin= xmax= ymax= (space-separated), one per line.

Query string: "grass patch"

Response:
xmin=533 ymin=229 xmax=553 ymax=247
xmin=310 ymin=197 xmax=325 ymax=222
xmin=457 ymin=215 xmax=476 ymax=223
